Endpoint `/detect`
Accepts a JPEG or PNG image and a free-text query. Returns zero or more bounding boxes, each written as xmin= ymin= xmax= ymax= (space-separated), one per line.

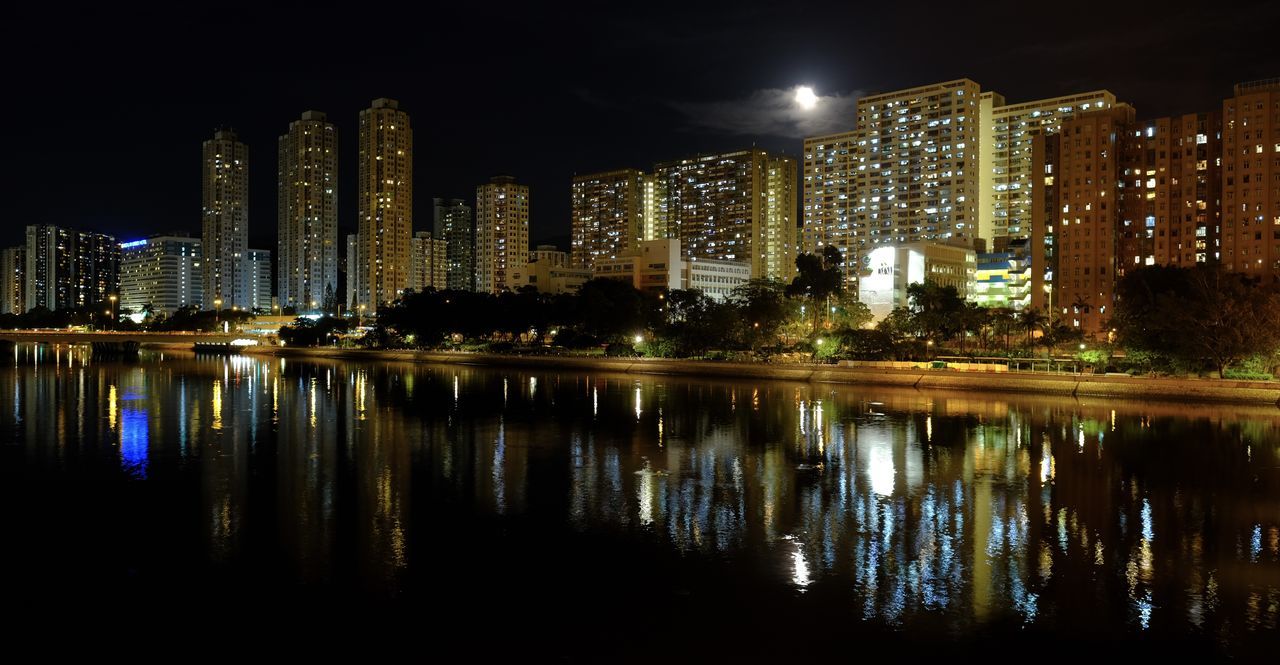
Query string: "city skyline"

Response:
xmin=2 ymin=3 xmax=1276 ymax=252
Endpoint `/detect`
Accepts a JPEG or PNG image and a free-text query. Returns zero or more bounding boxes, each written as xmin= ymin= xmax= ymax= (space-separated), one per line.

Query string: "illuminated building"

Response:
xmin=358 ymin=98 xmax=413 ymax=308
xmin=278 ymin=110 xmax=338 ymax=313
xmin=518 ymin=246 xmax=591 ymax=294
xmin=1031 ymin=105 xmax=1137 ymax=335
xmin=592 ymin=239 xmax=750 ymax=301
xmin=201 ymin=129 xmax=250 ymax=310
xmin=1033 ymin=102 xmax=1226 ymax=336
xmin=1220 ymin=79 xmax=1280 ymax=280
xmin=982 ymin=91 xmax=1117 ymax=249
xmin=344 ymin=233 xmax=359 ymax=311
xmin=973 ymin=240 xmax=1031 ymax=309
xmin=1121 ymin=112 xmax=1222 ymax=270
xmin=246 ymin=248 xmax=272 ymax=313
xmin=653 ymin=148 xmax=796 ymax=281
xmin=433 ymin=198 xmax=474 ymax=291
xmin=801 ymin=131 xmax=857 ymax=286
xmin=0 ymin=247 xmax=24 ymax=314
xmin=475 ymin=176 xmax=530 ymax=294
xmin=853 ymin=80 xmax=984 ymax=253
xmin=24 ymin=224 xmax=118 ymax=312
xmin=571 ymin=169 xmax=666 ymax=270
xmin=408 ymin=231 xmax=447 ymax=292
xmin=858 ymin=242 xmax=976 ymax=321
xmin=119 ymin=235 xmax=203 ymax=316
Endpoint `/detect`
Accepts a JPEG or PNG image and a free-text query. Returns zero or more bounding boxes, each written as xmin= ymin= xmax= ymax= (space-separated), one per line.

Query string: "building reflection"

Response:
xmin=0 ymin=346 xmax=1277 ymax=637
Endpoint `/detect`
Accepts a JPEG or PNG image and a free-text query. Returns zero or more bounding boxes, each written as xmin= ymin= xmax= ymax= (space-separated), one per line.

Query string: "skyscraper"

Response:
xmin=246 ymin=248 xmax=273 ymax=313
xmin=1220 ymin=79 xmax=1280 ymax=280
xmin=278 ymin=110 xmax=338 ymax=313
xmin=358 ymin=98 xmax=413 ymax=309
xmin=23 ymin=224 xmax=118 ymax=312
xmin=1031 ymin=105 xmax=1137 ymax=334
xmin=571 ymin=169 xmax=648 ymax=271
xmin=0 ymin=247 xmax=25 ymax=315
xmin=119 ymin=235 xmax=203 ymax=316
xmin=653 ymin=148 xmax=796 ymax=281
xmin=1120 ymin=112 xmax=1222 ymax=270
xmin=345 ymin=233 xmax=360 ymax=313
xmin=201 ymin=129 xmax=250 ymax=310
xmin=408 ymin=231 xmax=447 ymax=292
xmin=853 ymin=80 xmax=983 ymax=252
xmin=982 ymin=90 xmax=1117 ymax=249
xmin=802 ymin=131 xmax=857 ymax=286
xmin=475 ymin=176 xmax=530 ymax=294
xmin=433 ymin=198 xmax=474 ymax=291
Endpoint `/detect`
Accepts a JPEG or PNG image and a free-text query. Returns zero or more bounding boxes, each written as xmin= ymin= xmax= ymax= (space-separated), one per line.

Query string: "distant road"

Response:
xmin=0 ymin=330 xmax=243 ymax=344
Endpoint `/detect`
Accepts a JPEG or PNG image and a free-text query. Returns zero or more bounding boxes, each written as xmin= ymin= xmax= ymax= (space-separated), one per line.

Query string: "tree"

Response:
xmin=731 ymin=279 xmax=797 ymax=353
xmin=323 ymin=283 xmax=337 ymax=315
xmin=1114 ymin=266 xmax=1280 ymax=378
xmin=786 ymin=247 xmax=843 ymax=333
xmin=279 ymin=316 xmax=353 ymax=347
xmin=1018 ymin=309 xmax=1048 ymax=347
xmin=906 ymin=281 xmax=966 ymax=343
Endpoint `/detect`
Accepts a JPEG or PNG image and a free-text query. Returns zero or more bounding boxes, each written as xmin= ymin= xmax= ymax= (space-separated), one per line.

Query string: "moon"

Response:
xmin=795 ymin=86 xmax=817 ymax=110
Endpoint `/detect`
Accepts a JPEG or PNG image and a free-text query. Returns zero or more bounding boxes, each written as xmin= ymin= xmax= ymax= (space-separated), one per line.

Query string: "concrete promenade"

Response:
xmin=240 ymin=346 xmax=1280 ymax=406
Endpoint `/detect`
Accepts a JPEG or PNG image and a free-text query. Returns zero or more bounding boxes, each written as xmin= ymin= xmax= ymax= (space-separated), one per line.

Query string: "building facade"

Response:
xmin=1031 ymin=105 xmax=1136 ymax=335
xmin=1 ymin=247 xmax=24 ymax=315
xmin=592 ymin=239 xmax=750 ymax=301
xmin=358 ymin=98 xmax=413 ymax=309
xmin=277 ymin=110 xmax=338 ymax=312
xmin=23 ymin=225 xmax=118 ymax=312
xmin=973 ymin=240 xmax=1032 ymax=310
xmin=858 ymin=242 xmax=977 ymax=321
xmin=119 ymin=235 xmax=202 ymax=316
xmin=1032 ymin=102 xmax=1228 ymax=337
xmin=1220 ymin=79 xmax=1280 ymax=280
xmin=433 ymin=198 xmax=474 ymax=291
xmin=246 ymin=248 xmax=273 ymax=313
xmin=345 ymin=233 xmax=360 ymax=312
xmin=408 ymin=231 xmax=448 ymax=292
xmin=854 ymin=80 xmax=984 ymax=253
xmin=475 ymin=176 xmax=530 ymax=294
xmin=201 ymin=129 xmax=250 ymax=310
xmin=802 ymin=131 xmax=857 ymax=287
xmin=1121 ymin=112 xmax=1222 ymax=271
xmin=571 ymin=169 xmax=655 ymax=271
xmin=653 ymin=149 xmax=796 ymax=281
xmin=983 ymin=91 xmax=1117 ymax=249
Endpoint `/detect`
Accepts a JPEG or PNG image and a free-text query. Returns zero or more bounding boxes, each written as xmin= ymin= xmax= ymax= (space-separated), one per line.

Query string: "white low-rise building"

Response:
xmin=593 ymin=239 xmax=750 ymax=301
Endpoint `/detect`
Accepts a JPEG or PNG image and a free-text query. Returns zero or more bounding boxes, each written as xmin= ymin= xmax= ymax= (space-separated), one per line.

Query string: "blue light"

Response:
xmin=120 ymin=239 xmax=148 ymax=249
xmin=120 ymin=407 xmax=149 ymax=479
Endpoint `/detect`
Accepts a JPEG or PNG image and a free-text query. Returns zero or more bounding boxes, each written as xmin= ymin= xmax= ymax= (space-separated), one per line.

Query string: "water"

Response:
xmin=2 ymin=346 xmax=1279 ymax=659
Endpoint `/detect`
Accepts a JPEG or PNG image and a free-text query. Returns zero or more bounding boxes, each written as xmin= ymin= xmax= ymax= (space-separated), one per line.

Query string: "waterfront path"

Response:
xmin=241 ymin=346 xmax=1280 ymax=406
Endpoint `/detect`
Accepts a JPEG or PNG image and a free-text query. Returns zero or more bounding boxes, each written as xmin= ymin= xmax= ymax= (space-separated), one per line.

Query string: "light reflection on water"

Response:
xmin=2 ymin=346 xmax=1280 ymax=652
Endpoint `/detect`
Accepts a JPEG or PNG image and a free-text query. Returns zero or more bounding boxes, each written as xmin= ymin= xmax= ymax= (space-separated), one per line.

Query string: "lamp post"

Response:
xmin=214 ymin=298 xmax=223 ymax=329
xmin=108 ymin=294 xmax=117 ymax=330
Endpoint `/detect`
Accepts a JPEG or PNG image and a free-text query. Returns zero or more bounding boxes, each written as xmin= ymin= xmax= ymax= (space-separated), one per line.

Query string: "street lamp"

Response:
xmin=214 ymin=298 xmax=223 ymax=328
xmin=108 ymin=294 xmax=117 ymax=329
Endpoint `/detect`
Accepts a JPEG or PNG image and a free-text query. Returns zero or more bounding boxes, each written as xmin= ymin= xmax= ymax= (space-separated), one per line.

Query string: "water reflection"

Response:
xmin=2 ymin=347 xmax=1279 ymax=650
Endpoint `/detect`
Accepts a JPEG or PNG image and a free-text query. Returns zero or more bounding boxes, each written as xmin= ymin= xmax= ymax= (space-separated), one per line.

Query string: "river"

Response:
xmin=2 ymin=347 xmax=1277 ymax=659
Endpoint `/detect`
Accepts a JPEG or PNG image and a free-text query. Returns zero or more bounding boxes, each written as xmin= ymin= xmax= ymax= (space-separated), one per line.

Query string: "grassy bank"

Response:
xmin=237 ymin=345 xmax=1280 ymax=406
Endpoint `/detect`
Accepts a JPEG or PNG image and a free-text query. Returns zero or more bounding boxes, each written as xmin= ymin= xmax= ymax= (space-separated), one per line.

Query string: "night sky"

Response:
xmin=2 ymin=1 xmax=1276 ymax=252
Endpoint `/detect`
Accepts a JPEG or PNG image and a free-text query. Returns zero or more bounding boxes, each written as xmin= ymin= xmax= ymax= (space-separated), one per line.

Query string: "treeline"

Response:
xmin=370 ymin=249 xmax=1075 ymax=361
xmin=0 ymin=304 xmax=255 ymax=332
xmin=1112 ymin=265 xmax=1280 ymax=378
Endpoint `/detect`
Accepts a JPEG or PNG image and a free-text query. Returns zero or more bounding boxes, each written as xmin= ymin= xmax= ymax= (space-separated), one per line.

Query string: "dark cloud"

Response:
xmin=669 ymin=87 xmax=859 ymax=139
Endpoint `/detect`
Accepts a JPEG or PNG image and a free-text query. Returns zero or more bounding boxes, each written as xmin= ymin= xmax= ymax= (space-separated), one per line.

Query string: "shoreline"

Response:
xmin=236 ymin=345 xmax=1280 ymax=407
